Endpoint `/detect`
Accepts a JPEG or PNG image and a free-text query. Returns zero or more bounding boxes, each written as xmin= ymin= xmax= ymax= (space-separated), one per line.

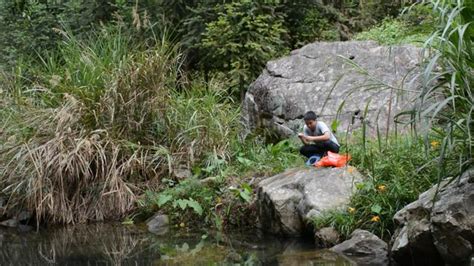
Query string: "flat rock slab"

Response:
xmin=257 ymin=167 xmax=363 ymax=236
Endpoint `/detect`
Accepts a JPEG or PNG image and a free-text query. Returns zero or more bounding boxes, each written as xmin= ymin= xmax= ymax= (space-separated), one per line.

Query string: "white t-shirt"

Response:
xmin=303 ymin=121 xmax=339 ymax=146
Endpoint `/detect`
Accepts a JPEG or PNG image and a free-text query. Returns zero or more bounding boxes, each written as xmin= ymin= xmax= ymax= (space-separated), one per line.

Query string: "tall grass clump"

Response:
xmin=411 ymin=0 xmax=473 ymax=178
xmin=162 ymin=79 xmax=241 ymax=177
xmin=0 ymin=25 xmax=239 ymax=225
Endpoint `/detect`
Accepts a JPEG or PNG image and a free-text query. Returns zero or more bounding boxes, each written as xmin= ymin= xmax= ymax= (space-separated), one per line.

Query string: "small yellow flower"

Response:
xmin=377 ymin=185 xmax=387 ymax=192
xmin=180 ymin=222 xmax=185 ymax=228
xmin=430 ymin=140 xmax=440 ymax=149
xmin=348 ymin=207 xmax=356 ymax=214
xmin=371 ymin=216 xmax=381 ymax=222
xmin=347 ymin=167 xmax=354 ymax=173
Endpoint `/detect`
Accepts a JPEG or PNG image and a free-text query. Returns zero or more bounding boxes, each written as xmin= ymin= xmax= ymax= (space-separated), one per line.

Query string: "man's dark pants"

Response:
xmin=300 ymin=140 xmax=340 ymax=158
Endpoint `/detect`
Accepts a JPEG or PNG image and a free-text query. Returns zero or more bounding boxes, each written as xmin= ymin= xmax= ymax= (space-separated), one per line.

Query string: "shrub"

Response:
xmin=354 ymin=17 xmax=432 ymax=45
xmin=138 ymin=137 xmax=302 ymax=229
xmin=354 ymin=4 xmax=435 ymax=46
xmin=200 ymin=1 xmax=288 ymax=97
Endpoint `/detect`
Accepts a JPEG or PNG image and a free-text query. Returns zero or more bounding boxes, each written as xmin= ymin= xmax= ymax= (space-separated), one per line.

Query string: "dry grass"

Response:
xmin=0 ymin=26 xmax=241 ymax=224
xmin=1 ymin=95 xmax=146 ymax=224
xmin=0 ymin=29 xmax=181 ymax=224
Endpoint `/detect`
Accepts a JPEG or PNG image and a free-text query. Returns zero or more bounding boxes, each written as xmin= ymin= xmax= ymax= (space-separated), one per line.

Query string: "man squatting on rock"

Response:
xmin=298 ymin=111 xmax=340 ymax=159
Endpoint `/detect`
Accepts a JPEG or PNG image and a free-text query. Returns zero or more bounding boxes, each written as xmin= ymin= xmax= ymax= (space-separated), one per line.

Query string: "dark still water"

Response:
xmin=0 ymin=223 xmax=352 ymax=265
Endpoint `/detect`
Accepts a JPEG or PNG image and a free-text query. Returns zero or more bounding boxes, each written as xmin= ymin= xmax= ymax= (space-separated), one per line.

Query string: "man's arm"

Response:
xmin=306 ymin=121 xmax=331 ymax=142
xmin=304 ymin=131 xmax=330 ymax=142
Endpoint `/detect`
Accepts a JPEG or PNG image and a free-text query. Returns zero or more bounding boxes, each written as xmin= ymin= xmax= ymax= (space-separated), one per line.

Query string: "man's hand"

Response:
xmin=298 ymin=133 xmax=308 ymax=144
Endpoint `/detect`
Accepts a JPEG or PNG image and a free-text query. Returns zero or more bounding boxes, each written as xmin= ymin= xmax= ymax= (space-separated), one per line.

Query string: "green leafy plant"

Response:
xmin=173 ymin=198 xmax=204 ymax=216
xmin=229 ymin=183 xmax=253 ymax=203
xmin=288 ymin=5 xmax=341 ymax=46
xmin=149 ymin=190 xmax=205 ymax=217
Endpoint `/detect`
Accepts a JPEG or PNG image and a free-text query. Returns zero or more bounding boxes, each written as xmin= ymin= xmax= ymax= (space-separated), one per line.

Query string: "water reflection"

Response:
xmin=0 ymin=223 xmax=352 ymax=265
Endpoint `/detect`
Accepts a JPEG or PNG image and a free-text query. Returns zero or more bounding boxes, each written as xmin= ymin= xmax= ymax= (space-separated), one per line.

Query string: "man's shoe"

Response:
xmin=305 ymin=155 xmax=321 ymax=166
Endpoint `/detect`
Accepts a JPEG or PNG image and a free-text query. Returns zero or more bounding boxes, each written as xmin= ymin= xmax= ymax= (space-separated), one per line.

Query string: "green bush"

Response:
xmin=354 ymin=17 xmax=432 ymax=45
xmin=200 ymin=1 xmax=288 ymax=97
xmin=354 ymin=4 xmax=435 ymax=46
xmin=285 ymin=4 xmax=342 ymax=47
xmin=0 ymin=0 xmax=120 ymax=68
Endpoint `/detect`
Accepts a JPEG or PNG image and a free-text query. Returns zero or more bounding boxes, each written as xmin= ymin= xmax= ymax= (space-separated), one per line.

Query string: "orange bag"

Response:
xmin=315 ymin=151 xmax=351 ymax=168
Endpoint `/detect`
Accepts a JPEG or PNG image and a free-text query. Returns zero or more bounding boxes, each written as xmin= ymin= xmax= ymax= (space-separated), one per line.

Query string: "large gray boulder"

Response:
xmin=256 ymin=167 xmax=363 ymax=236
xmin=391 ymin=168 xmax=474 ymax=266
xmin=331 ymin=229 xmax=388 ymax=266
xmin=242 ymin=41 xmax=423 ymax=139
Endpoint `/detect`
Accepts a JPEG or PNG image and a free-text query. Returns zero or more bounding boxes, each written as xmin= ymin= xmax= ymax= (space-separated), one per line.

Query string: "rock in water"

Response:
xmin=146 ymin=214 xmax=169 ymax=235
xmin=256 ymin=167 xmax=363 ymax=236
xmin=391 ymin=168 xmax=474 ymax=266
xmin=314 ymin=227 xmax=340 ymax=248
xmin=242 ymin=41 xmax=423 ymax=139
xmin=330 ymin=229 xmax=388 ymax=266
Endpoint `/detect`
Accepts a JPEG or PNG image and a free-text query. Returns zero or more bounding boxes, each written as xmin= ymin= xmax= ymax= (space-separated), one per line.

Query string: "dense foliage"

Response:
xmin=200 ymin=1 xmax=287 ymax=97
xmin=0 ymin=0 xmax=469 ymax=244
xmin=0 ymin=0 xmax=409 ymax=96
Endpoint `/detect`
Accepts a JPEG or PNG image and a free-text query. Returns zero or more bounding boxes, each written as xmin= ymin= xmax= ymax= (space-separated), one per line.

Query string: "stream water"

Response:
xmin=0 ymin=223 xmax=353 ymax=265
